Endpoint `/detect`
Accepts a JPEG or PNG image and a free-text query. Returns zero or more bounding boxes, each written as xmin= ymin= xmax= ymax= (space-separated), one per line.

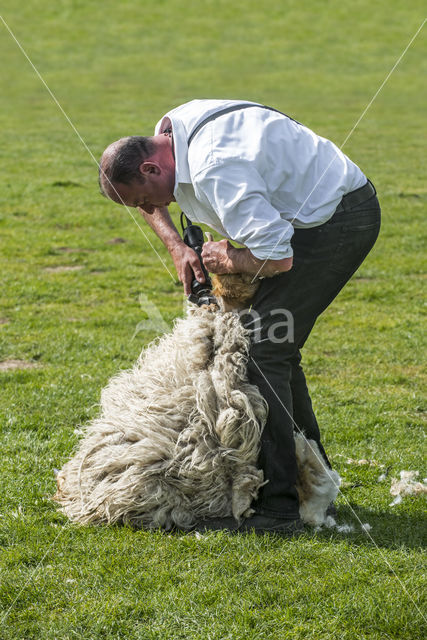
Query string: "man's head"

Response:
xmin=99 ymin=135 xmax=176 ymax=213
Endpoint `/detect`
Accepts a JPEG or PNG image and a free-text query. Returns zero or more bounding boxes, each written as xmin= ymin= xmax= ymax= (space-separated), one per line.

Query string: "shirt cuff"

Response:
xmin=248 ymin=242 xmax=294 ymax=261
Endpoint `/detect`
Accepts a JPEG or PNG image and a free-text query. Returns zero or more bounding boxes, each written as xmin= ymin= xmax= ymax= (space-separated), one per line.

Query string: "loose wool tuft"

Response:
xmin=54 ymin=306 xmax=339 ymax=529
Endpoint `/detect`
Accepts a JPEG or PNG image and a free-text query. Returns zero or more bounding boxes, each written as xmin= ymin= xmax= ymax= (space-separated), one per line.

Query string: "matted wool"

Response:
xmin=54 ymin=307 xmax=339 ymax=529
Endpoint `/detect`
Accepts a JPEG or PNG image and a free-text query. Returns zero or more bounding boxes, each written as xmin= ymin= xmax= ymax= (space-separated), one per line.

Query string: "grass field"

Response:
xmin=0 ymin=1 xmax=426 ymax=638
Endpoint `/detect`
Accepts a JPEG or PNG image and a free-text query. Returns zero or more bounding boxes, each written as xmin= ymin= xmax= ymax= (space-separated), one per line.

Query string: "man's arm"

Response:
xmin=137 ymin=206 xmax=206 ymax=295
xmin=201 ymin=238 xmax=293 ymax=277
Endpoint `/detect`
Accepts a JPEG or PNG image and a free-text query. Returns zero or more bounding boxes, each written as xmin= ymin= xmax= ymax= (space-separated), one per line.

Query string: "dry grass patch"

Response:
xmin=44 ymin=265 xmax=84 ymax=273
xmin=0 ymin=359 xmax=40 ymax=371
xmin=107 ymin=237 xmax=127 ymax=244
xmin=56 ymin=247 xmax=95 ymax=253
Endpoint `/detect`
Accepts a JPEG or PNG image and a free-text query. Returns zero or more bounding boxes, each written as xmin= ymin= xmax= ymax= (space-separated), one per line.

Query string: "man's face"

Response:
xmin=109 ymin=172 xmax=175 ymax=214
xmin=101 ymin=134 xmax=176 ymax=213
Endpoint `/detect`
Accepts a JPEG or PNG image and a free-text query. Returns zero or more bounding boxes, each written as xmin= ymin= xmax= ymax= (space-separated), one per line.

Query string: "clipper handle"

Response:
xmin=182 ymin=219 xmax=216 ymax=306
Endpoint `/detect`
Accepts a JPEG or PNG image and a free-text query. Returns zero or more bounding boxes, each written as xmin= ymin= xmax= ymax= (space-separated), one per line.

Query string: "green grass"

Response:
xmin=0 ymin=1 xmax=426 ymax=638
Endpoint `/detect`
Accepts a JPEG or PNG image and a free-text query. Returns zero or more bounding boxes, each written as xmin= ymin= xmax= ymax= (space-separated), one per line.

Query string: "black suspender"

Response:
xmin=187 ymin=103 xmax=300 ymax=147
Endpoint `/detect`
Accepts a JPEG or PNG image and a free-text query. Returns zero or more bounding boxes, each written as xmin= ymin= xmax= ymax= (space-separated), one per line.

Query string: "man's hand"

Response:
xmin=201 ymin=238 xmax=234 ymax=274
xmin=137 ymin=206 xmax=206 ymax=296
xmin=201 ymin=237 xmax=292 ymax=277
xmin=170 ymin=243 xmax=205 ymax=296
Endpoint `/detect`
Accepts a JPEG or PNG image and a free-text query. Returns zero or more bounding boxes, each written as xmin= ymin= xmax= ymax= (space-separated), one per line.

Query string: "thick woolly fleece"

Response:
xmin=54 ymin=307 xmax=340 ymax=529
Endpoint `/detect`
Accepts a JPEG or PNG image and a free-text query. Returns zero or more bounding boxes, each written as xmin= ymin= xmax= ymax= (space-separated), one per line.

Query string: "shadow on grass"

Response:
xmin=44 ymin=498 xmax=426 ymax=551
xmin=314 ymin=503 xmax=427 ymax=550
xmin=127 ymin=504 xmax=426 ymax=552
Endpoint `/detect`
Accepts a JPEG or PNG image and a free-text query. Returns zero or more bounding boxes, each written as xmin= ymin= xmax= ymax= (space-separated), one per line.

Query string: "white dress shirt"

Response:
xmin=155 ymin=100 xmax=366 ymax=260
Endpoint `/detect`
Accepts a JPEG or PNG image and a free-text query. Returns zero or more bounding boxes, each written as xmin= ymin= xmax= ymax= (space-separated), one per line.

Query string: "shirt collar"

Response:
xmin=167 ymin=116 xmax=192 ymax=191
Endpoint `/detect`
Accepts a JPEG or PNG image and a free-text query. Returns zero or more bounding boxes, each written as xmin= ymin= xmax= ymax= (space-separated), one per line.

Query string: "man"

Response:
xmin=99 ymin=99 xmax=381 ymax=535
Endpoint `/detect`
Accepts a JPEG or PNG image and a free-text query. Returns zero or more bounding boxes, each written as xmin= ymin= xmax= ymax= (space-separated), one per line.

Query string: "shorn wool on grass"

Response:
xmin=54 ymin=306 xmax=340 ymax=530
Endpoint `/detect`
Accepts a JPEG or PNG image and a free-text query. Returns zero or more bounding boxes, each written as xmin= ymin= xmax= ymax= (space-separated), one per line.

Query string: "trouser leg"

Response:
xmin=289 ymin=349 xmax=331 ymax=468
xmin=246 ymin=343 xmax=300 ymax=518
xmin=243 ymin=193 xmax=381 ymax=517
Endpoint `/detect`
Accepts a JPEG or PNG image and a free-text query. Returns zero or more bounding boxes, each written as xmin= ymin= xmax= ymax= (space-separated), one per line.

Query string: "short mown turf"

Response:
xmin=0 ymin=1 xmax=426 ymax=638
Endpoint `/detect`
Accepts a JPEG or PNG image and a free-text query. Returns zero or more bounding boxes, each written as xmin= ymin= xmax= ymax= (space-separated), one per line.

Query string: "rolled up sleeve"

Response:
xmin=193 ymin=160 xmax=294 ymax=260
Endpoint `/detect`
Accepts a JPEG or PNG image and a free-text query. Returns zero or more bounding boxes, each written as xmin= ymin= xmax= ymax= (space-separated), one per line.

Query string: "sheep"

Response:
xmin=54 ymin=279 xmax=339 ymax=530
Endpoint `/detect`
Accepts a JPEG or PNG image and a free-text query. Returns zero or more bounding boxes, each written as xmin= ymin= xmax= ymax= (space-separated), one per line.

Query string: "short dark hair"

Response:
xmin=99 ymin=136 xmax=155 ymax=195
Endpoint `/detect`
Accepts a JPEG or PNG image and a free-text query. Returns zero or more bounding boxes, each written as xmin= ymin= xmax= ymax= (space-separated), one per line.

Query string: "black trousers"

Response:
xmin=242 ymin=183 xmax=381 ymax=518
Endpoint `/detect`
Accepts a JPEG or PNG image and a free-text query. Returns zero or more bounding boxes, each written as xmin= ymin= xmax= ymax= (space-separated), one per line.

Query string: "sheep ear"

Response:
xmin=205 ymin=232 xmax=214 ymax=242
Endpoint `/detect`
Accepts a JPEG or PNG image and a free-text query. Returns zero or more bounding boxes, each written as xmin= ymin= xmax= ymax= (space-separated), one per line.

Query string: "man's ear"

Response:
xmin=139 ymin=161 xmax=160 ymax=177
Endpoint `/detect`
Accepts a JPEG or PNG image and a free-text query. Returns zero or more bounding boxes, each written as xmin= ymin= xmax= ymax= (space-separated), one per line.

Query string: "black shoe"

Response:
xmin=238 ymin=514 xmax=304 ymax=536
xmin=195 ymin=514 xmax=304 ymax=536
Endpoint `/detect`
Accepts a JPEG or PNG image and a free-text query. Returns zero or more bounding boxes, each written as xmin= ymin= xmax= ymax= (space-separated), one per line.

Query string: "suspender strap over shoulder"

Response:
xmin=187 ymin=103 xmax=300 ymax=147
